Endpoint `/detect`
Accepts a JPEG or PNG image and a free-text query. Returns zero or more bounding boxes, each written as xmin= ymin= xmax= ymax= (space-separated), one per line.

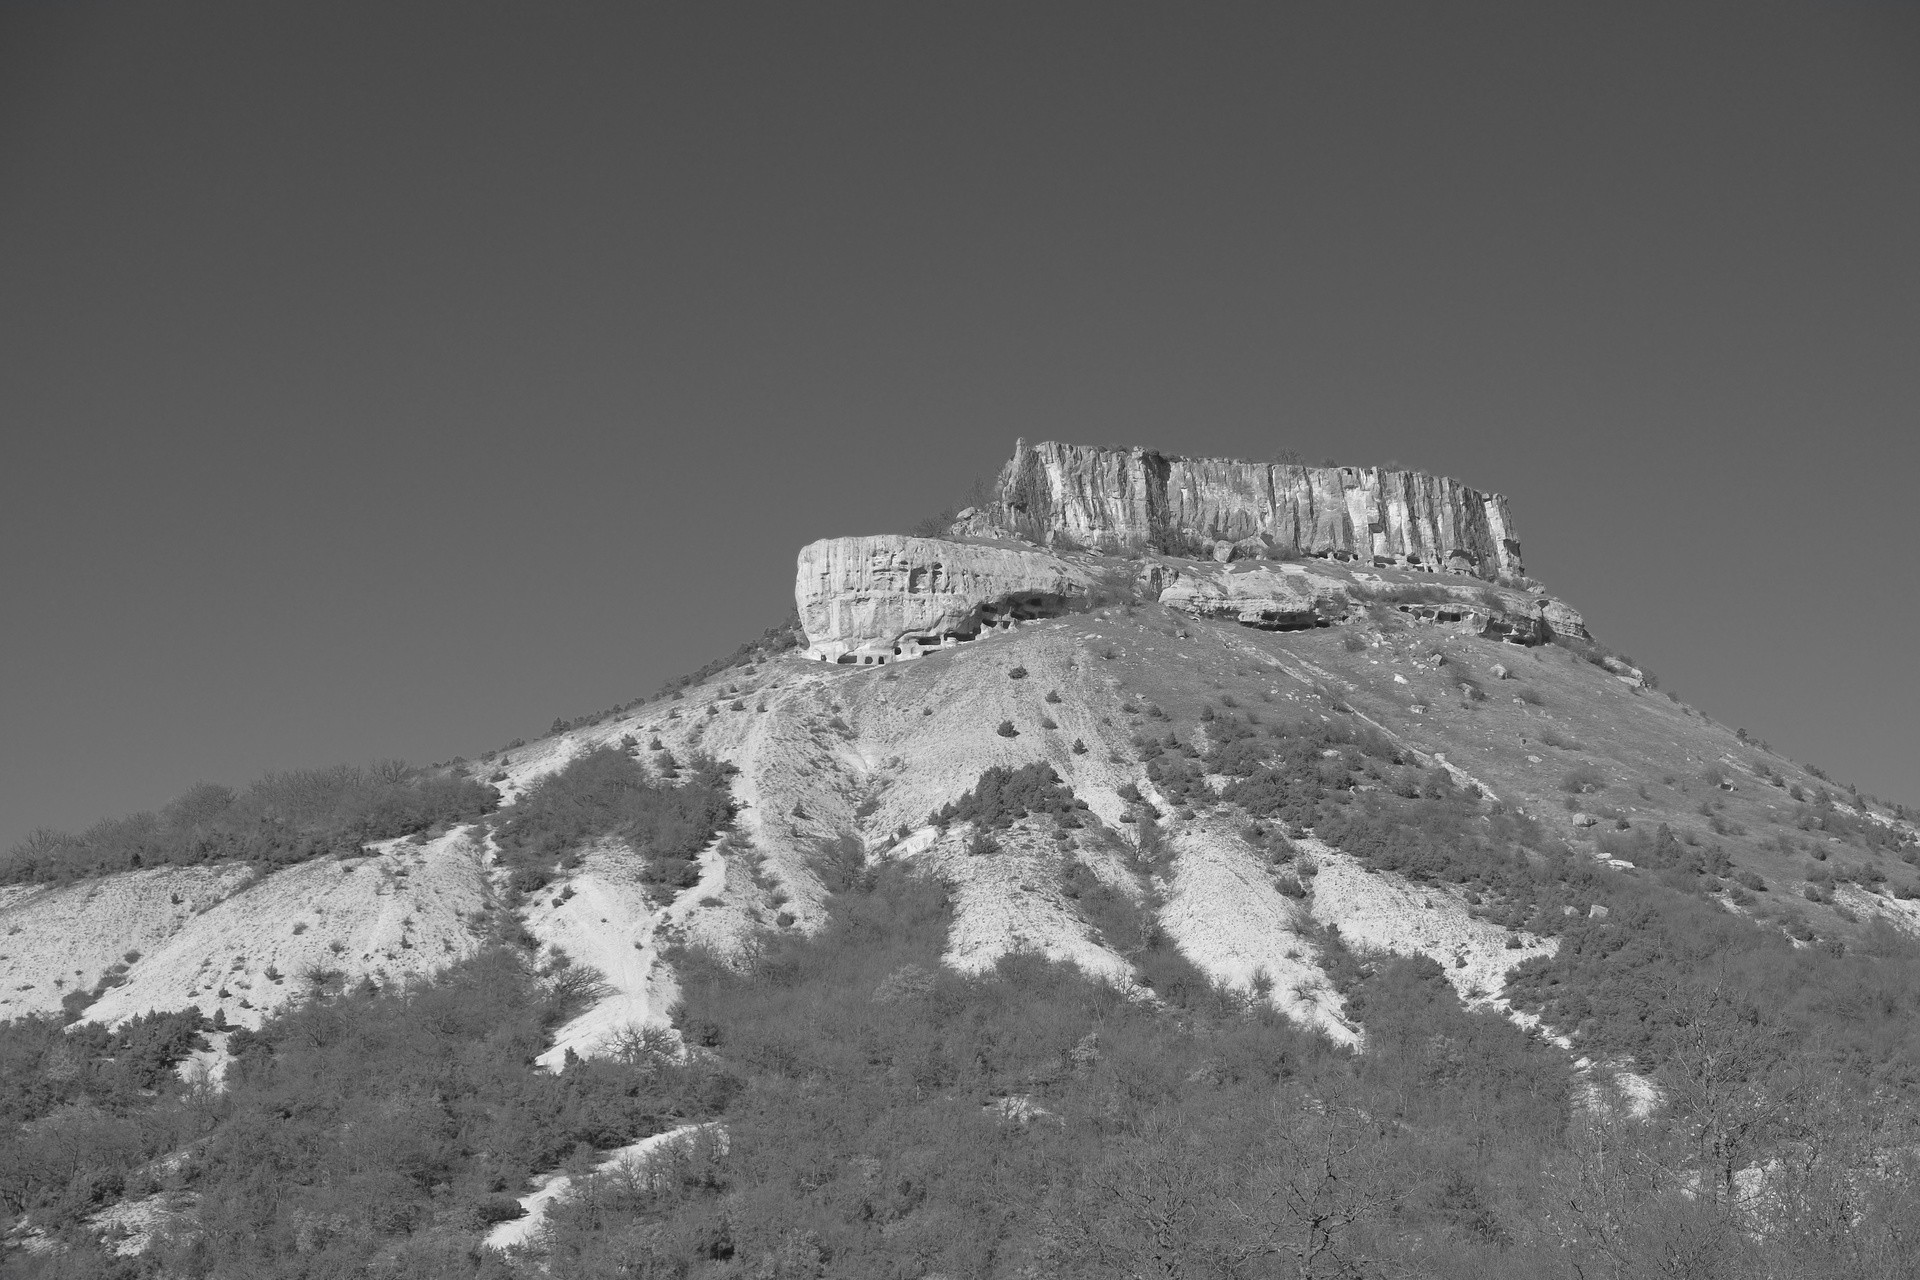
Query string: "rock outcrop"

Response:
xmin=1153 ymin=563 xmax=1346 ymax=629
xmin=795 ymin=535 xmax=1097 ymax=663
xmin=957 ymin=439 xmax=1523 ymax=579
xmin=795 ymin=442 xmax=1572 ymax=660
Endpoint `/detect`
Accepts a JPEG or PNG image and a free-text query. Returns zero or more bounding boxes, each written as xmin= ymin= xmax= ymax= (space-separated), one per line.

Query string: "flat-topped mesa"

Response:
xmin=957 ymin=439 xmax=1523 ymax=580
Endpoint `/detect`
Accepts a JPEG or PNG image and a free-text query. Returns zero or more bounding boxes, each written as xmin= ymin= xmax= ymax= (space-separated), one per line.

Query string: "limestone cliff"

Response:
xmin=958 ymin=439 xmax=1522 ymax=579
xmin=795 ymin=535 xmax=1097 ymax=663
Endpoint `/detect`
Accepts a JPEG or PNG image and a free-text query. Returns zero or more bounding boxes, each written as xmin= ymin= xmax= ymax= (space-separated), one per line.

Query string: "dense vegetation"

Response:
xmin=541 ymin=860 xmax=1598 ymax=1279
xmin=0 ymin=951 xmax=728 ymax=1279
xmin=488 ymin=746 xmax=736 ymax=898
xmin=5 ymin=836 xmax=1919 ymax=1275
xmin=1151 ymin=702 xmax=1920 ymax=1101
xmin=0 ymin=764 xmax=497 ymax=885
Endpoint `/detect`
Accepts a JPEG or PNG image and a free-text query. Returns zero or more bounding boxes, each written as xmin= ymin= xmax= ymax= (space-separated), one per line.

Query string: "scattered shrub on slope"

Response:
xmin=491 ymin=745 xmax=737 ymax=895
xmin=653 ymin=610 xmax=802 ymax=700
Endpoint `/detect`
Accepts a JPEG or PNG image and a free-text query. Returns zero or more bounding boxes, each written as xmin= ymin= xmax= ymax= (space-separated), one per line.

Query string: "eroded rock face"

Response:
xmin=795 ymin=536 xmax=1096 ymax=663
xmin=794 ymin=532 xmax=1583 ymax=658
xmin=1155 ymin=563 xmax=1346 ymax=629
xmin=956 ymin=439 xmax=1523 ymax=579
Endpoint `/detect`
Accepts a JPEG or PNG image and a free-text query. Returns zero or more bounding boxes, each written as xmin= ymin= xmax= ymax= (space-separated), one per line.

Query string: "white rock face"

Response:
xmin=792 ymin=531 xmax=1583 ymax=660
xmin=0 ymin=830 xmax=494 ymax=1030
xmin=1304 ymin=843 xmax=1557 ymax=1018
xmin=794 ymin=535 xmax=1095 ymax=663
xmin=965 ymin=439 xmax=1524 ymax=578
xmin=1158 ymin=820 xmax=1359 ymax=1044
xmin=1154 ymin=562 xmax=1344 ymax=627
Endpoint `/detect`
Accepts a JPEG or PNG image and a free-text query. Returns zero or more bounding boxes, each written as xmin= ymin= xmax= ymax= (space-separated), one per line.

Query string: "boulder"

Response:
xmin=1542 ymin=598 xmax=1589 ymax=640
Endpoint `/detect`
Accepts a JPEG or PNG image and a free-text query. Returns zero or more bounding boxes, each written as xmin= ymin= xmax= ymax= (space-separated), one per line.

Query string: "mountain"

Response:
xmin=3 ymin=440 xmax=1917 ymax=1277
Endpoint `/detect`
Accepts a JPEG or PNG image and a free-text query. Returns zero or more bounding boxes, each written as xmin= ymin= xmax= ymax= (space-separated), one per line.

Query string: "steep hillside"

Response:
xmin=5 ymin=442 xmax=1913 ymax=1069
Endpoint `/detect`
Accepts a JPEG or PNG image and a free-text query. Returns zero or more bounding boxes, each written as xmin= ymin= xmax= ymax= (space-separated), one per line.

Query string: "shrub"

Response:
xmin=493 ymin=747 xmax=735 ymax=896
xmin=2 ymin=764 xmax=498 ymax=885
xmin=910 ymin=508 xmax=958 ymax=538
xmin=1007 ymin=666 xmax=1028 ymax=680
xmin=996 ymin=720 xmax=1019 ymax=738
xmin=934 ymin=763 xmax=1085 ymax=830
xmin=476 ymin=1194 xmax=528 ymax=1225
xmin=1560 ymin=765 xmax=1606 ymax=794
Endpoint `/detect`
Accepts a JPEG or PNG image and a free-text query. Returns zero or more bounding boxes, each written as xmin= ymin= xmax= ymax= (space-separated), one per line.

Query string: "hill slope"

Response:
xmin=3 ymin=441 xmax=1917 ymax=1275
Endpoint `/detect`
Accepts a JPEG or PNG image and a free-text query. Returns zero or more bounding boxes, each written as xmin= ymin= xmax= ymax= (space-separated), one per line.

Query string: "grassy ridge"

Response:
xmin=1 ymin=764 xmax=497 ymax=885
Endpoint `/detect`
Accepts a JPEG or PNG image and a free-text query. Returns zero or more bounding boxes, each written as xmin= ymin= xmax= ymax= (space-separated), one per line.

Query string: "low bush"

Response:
xmin=1560 ymin=765 xmax=1606 ymax=794
xmin=933 ymin=763 xmax=1086 ymax=830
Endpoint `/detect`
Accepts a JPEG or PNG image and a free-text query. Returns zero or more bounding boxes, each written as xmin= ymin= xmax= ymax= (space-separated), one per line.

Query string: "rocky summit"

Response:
xmin=963 ymin=438 xmax=1523 ymax=574
xmin=800 ymin=440 xmax=1574 ymax=664
xmin=4 ymin=437 xmax=1918 ymax=1276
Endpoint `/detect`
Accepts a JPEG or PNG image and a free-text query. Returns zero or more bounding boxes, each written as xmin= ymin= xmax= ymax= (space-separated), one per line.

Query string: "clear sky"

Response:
xmin=3 ymin=2 xmax=1916 ymax=850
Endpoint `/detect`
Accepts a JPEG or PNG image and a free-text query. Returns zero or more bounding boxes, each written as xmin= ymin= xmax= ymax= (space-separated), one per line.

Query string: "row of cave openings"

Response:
xmin=1323 ymin=546 xmax=1483 ymax=574
xmin=828 ymin=592 xmax=1073 ymax=665
xmin=820 ymin=587 xmax=1540 ymax=670
xmin=1393 ymin=602 xmax=1544 ymax=646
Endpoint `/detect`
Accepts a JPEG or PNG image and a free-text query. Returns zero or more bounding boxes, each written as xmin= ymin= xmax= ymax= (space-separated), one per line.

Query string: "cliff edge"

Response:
xmin=958 ymin=439 xmax=1522 ymax=579
xmin=798 ymin=439 xmax=1553 ymax=663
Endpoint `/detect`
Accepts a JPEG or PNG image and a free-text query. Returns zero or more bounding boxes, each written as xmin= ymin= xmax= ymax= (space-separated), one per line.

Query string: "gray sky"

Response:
xmin=3 ymin=2 xmax=1916 ymax=849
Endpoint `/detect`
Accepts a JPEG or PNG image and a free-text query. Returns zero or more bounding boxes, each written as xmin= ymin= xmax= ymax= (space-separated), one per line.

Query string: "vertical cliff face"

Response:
xmin=976 ymin=440 xmax=1522 ymax=579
